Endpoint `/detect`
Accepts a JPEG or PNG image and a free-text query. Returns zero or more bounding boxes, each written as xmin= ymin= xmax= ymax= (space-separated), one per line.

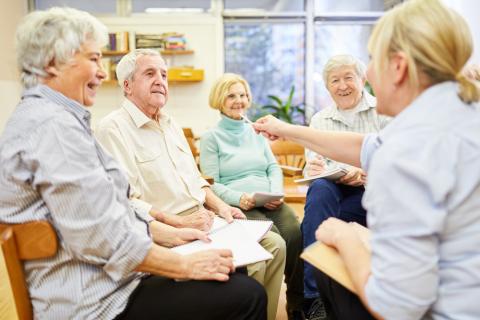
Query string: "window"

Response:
xmin=224 ymin=22 xmax=305 ymax=122
xmin=34 ymin=0 xmax=117 ymax=14
xmin=224 ymin=0 xmax=304 ymax=12
xmin=132 ymin=0 xmax=211 ymax=13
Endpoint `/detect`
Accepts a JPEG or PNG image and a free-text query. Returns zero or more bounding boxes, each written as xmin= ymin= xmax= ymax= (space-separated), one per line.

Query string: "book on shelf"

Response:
xmin=105 ymin=32 xmax=129 ymax=52
xmin=171 ymin=217 xmax=273 ymax=267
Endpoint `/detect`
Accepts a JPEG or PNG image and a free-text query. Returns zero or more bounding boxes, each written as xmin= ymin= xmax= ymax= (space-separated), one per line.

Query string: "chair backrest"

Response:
xmin=0 ymin=221 xmax=57 ymax=320
xmin=182 ymin=127 xmax=199 ymax=158
xmin=270 ymin=140 xmax=306 ymax=171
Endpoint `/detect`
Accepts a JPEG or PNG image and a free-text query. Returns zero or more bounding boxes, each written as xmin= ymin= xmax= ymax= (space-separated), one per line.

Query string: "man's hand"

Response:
xmin=337 ymin=167 xmax=366 ymax=186
xmin=181 ymin=249 xmax=235 ymax=282
xmin=264 ymin=199 xmax=283 ymax=210
xmin=218 ymin=204 xmax=246 ymax=223
xmin=177 ymin=208 xmax=215 ymax=231
xmin=252 ymin=115 xmax=289 ymax=140
xmin=149 ymin=220 xmax=210 ymax=247
xmin=239 ymin=193 xmax=256 ymax=211
xmin=315 ymin=217 xmax=352 ymax=247
xmin=305 ymin=155 xmax=326 ymax=177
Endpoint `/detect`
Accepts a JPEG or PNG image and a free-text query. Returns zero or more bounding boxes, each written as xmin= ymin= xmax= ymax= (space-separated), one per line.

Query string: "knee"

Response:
xmin=308 ymin=179 xmax=336 ymax=196
xmin=261 ymin=231 xmax=286 ymax=261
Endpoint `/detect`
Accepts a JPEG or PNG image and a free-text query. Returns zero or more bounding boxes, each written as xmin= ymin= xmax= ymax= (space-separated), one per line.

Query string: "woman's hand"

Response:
xmin=182 ymin=249 xmax=235 ymax=282
xmin=239 ymin=193 xmax=256 ymax=211
xmin=264 ymin=199 xmax=283 ymax=210
xmin=337 ymin=167 xmax=366 ymax=186
xmin=252 ymin=115 xmax=290 ymax=140
xmin=315 ymin=217 xmax=352 ymax=247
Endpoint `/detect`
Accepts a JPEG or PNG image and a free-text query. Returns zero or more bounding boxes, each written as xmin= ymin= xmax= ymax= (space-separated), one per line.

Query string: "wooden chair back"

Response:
xmin=182 ymin=127 xmax=199 ymax=158
xmin=0 ymin=221 xmax=58 ymax=320
xmin=270 ymin=140 xmax=306 ymax=176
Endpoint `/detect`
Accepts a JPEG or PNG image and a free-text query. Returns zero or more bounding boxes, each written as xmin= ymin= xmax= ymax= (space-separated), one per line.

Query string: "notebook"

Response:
xmin=252 ymin=192 xmax=284 ymax=207
xmin=300 ymin=223 xmax=370 ymax=294
xmin=171 ymin=217 xmax=273 ymax=267
xmin=294 ymin=167 xmax=348 ymax=184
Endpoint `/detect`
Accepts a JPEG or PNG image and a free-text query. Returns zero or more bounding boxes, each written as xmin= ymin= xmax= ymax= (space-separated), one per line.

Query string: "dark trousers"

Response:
xmin=302 ymin=179 xmax=366 ymax=298
xmin=314 ymin=269 xmax=375 ymax=320
xmin=115 ymin=273 xmax=267 ymax=320
xmin=245 ymin=203 xmax=304 ymax=310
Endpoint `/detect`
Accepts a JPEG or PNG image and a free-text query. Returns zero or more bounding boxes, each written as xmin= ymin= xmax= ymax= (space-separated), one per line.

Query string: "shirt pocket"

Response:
xmin=134 ymin=148 xmax=163 ymax=183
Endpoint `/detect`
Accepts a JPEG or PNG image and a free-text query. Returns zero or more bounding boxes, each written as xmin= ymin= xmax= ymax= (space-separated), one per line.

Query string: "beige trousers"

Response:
xmin=247 ymin=231 xmax=286 ymax=320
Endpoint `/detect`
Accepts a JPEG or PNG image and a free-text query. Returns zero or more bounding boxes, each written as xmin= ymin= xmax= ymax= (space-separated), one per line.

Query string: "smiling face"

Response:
xmin=326 ymin=65 xmax=365 ymax=110
xmin=222 ymin=82 xmax=249 ymax=120
xmin=125 ymin=54 xmax=169 ymax=119
xmin=45 ymin=39 xmax=106 ymax=106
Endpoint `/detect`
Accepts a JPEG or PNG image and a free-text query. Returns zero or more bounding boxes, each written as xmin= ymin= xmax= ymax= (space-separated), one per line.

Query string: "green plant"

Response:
xmin=261 ymin=85 xmax=305 ymax=124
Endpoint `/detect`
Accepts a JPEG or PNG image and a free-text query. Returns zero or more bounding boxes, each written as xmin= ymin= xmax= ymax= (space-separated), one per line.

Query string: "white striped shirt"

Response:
xmin=305 ymin=91 xmax=390 ymax=171
xmin=0 ymin=85 xmax=152 ymax=319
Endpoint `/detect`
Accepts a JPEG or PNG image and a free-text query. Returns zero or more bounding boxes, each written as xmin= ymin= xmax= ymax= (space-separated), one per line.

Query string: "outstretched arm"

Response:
xmin=253 ymin=115 xmax=364 ymax=168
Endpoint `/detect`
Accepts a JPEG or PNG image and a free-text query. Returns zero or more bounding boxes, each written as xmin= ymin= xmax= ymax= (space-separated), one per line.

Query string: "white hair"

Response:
xmin=15 ymin=7 xmax=108 ymax=88
xmin=322 ymin=54 xmax=367 ymax=84
xmin=116 ymin=49 xmax=162 ymax=92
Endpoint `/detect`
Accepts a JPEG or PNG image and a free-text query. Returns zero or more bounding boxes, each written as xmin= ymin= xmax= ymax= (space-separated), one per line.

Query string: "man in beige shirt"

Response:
xmin=95 ymin=49 xmax=286 ymax=320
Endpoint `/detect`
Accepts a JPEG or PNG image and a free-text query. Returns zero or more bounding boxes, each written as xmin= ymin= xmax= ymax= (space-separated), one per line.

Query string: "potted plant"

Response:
xmin=260 ymin=85 xmax=306 ymax=125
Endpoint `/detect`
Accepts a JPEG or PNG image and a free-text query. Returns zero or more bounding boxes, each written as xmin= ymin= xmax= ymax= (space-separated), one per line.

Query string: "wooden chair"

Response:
xmin=0 ymin=221 xmax=58 ymax=320
xmin=270 ymin=140 xmax=306 ymax=177
xmin=269 ymin=140 xmax=308 ymax=217
xmin=182 ymin=127 xmax=199 ymax=159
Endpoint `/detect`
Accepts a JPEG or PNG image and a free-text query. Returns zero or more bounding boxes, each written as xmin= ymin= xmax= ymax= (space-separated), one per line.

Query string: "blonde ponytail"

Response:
xmin=456 ymin=73 xmax=480 ymax=104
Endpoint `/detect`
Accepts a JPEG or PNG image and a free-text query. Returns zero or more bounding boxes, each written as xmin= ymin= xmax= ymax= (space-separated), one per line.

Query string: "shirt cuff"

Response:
xmin=129 ymin=198 xmax=154 ymax=223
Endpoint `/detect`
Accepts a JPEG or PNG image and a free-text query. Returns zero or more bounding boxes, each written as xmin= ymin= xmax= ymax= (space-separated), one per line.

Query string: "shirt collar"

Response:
xmin=322 ymin=90 xmax=376 ymax=125
xmin=22 ymin=84 xmax=92 ymax=126
xmin=122 ymin=99 xmax=170 ymax=128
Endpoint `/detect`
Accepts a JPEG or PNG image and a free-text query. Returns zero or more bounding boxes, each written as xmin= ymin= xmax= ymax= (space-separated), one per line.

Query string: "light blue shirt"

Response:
xmin=199 ymin=115 xmax=283 ymax=206
xmin=0 ymin=85 xmax=152 ymax=319
xmin=361 ymin=82 xmax=480 ymax=319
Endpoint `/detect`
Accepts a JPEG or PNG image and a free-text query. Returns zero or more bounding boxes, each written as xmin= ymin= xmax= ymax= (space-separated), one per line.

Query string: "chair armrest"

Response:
xmin=279 ymin=165 xmax=303 ymax=177
xmin=202 ymin=175 xmax=214 ymax=185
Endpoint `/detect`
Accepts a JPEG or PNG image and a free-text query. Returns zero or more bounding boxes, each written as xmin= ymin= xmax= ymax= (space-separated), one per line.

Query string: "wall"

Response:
xmin=95 ymin=13 xmax=225 ymax=135
xmin=0 ymin=0 xmax=27 ymax=132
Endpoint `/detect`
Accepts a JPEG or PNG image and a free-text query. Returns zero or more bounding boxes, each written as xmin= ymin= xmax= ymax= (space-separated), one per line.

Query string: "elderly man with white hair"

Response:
xmin=0 ymin=7 xmax=267 ymax=320
xmin=95 ymin=49 xmax=286 ymax=320
xmin=302 ymin=54 xmax=390 ymax=319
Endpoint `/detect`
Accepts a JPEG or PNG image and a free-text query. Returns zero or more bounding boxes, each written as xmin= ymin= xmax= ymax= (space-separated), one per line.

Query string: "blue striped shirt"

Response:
xmin=0 ymin=85 xmax=152 ymax=319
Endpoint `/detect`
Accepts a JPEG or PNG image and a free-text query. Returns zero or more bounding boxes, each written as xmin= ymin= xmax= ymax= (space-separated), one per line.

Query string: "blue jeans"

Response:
xmin=301 ymin=178 xmax=366 ymax=298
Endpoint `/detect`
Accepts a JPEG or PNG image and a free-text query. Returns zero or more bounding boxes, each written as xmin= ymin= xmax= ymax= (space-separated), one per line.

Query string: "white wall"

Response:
xmin=95 ymin=13 xmax=225 ymax=135
xmin=0 ymin=0 xmax=26 ymax=132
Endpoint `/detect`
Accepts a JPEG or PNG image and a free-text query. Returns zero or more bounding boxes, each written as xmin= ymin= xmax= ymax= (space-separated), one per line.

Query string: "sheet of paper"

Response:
xmin=210 ymin=217 xmax=273 ymax=242
xmin=172 ymin=221 xmax=273 ymax=267
xmin=252 ymin=192 xmax=284 ymax=207
xmin=294 ymin=167 xmax=348 ymax=184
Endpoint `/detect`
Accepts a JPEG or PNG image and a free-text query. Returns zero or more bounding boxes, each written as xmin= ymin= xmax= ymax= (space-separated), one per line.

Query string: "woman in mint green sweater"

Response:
xmin=200 ymin=73 xmax=304 ymax=319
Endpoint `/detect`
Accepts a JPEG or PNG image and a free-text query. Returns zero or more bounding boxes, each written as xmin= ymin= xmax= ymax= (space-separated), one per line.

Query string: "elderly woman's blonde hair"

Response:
xmin=209 ymin=73 xmax=252 ymax=110
xmin=368 ymin=0 xmax=479 ymax=104
xmin=322 ymin=54 xmax=366 ymax=84
xmin=16 ymin=7 xmax=108 ymax=88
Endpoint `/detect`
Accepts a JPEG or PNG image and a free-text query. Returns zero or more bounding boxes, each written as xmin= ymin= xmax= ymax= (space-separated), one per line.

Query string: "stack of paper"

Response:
xmin=294 ymin=167 xmax=348 ymax=184
xmin=171 ymin=217 xmax=274 ymax=267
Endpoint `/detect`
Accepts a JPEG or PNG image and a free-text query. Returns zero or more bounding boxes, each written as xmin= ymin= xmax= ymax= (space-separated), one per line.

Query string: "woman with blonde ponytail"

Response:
xmin=252 ymin=0 xmax=480 ymax=319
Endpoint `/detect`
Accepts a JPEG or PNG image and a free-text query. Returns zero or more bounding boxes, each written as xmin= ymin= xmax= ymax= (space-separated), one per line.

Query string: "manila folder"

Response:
xmin=301 ymin=241 xmax=357 ymax=294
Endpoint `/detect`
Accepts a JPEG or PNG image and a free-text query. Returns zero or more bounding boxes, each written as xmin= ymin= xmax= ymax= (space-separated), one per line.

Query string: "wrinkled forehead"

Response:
xmin=135 ymin=54 xmax=167 ymax=73
xmin=327 ymin=65 xmax=358 ymax=80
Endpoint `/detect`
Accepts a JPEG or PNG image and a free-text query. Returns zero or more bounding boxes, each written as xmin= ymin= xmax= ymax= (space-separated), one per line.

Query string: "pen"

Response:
xmin=240 ymin=114 xmax=253 ymax=125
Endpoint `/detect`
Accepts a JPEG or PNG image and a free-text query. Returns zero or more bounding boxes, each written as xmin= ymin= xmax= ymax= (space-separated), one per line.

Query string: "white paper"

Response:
xmin=294 ymin=167 xmax=348 ymax=184
xmin=252 ymin=192 xmax=284 ymax=207
xmin=171 ymin=221 xmax=273 ymax=267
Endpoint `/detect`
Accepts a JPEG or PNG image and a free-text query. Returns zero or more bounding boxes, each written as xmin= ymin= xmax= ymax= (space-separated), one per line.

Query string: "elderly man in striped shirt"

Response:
xmin=302 ymin=54 xmax=390 ymax=320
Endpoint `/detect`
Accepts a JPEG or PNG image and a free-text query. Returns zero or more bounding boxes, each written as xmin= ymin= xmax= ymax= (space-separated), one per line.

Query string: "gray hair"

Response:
xmin=16 ymin=7 xmax=108 ymax=88
xmin=116 ymin=49 xmax=163 ymax=92
xmin=322 ymin=54 xmax=367 ymax=84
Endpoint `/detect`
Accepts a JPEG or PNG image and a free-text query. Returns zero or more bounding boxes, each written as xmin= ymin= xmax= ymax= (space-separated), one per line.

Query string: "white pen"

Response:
xmin=240 ymin=113 xmax=253 ymax=124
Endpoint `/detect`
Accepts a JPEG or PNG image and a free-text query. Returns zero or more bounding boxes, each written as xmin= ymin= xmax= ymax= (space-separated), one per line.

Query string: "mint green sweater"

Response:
xmin=199 ymin=115 xmax=283 ymax=206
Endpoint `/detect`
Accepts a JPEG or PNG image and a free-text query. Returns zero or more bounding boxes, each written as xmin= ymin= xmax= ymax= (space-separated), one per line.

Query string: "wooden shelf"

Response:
xmin=168 ymin=68 xmax=204 ymax=82
xmin=161 ymin=50 xmax=194 ymax=55
xmin=102 ymin=50 xmax=129 ymax=56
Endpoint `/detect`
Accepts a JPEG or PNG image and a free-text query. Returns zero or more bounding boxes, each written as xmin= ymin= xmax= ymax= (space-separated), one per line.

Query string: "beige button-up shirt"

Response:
xmin=95 ymin=99 xmax=209 ymax=215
